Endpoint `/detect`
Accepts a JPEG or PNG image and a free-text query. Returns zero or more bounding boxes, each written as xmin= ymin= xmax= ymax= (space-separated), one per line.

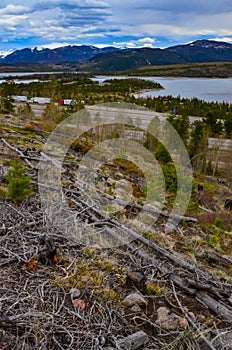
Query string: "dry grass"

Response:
xmin=195 ymin=212 xmax=232 ymax=231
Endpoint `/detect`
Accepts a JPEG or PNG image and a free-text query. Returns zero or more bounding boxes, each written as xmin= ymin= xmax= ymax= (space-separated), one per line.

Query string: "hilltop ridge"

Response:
xmin=0 ymin=40 xmax=232 ymax=72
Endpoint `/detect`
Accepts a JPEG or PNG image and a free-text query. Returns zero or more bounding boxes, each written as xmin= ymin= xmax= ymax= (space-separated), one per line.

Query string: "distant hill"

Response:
xmin=124 ymin=62 xmax=232 ymax=78
xmin=86 ymin=47 xmax=184 ymax=71
xmin=0 ymin=40 xmax=232 ymax=72
xmin=85 ymin=40 xmax=232 ymax=72
xmin=0 ymin=45 xmax=118 ymax=64
xmin=165 ymin=40 xmax=232 ymax=63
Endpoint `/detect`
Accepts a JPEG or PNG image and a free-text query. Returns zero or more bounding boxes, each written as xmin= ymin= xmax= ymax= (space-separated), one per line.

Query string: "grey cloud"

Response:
xmin=107 ymin=0 xmax=232 ymax=16
xmin=0 ymin=0 xmax=232 ymax=49
xmin=33 ymin=0 xmax=110 ymax=12
xmin=132 ymin=0 xmax=232 ymax=14
xmin=31 ymin=0 xmax=112 ymax=28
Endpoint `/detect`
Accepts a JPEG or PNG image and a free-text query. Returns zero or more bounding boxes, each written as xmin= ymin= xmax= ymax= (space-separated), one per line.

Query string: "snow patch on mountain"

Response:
xmin=0 ymin=49 xmax=15 ymax=58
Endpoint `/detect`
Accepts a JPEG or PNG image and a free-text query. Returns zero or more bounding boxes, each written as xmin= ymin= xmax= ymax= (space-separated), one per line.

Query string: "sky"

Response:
xmin=0 ymin=0 xmax=232 ymax=53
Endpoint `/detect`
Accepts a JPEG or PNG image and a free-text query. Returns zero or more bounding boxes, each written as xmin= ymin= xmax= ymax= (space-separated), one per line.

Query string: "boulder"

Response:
xmin=155 ymin=306 xmax=188 ymax=331
xmin=122 ymin=292 xmax=147 ymax=307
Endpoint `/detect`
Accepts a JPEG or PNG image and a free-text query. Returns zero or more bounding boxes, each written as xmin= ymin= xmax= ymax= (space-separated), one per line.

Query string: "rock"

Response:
xmin=70 ymin=288 xmax=81 ymax=299
xmin=188 ymin=312 xmax=196 ymax=320
xmin=127 ymin=271 xmax=145 ymax=284
xmin=123 ymin=292 xmax=147 ymax=307
xmin=91 ymin=244 xmax=103 ymax=251
xmin=131 ymin=304 xmax=142 ymax=312
xmin=178 ymin=317 xmax=188 ymax=328
xmin=73 ymin=299 xmax=86 ymax=310
xmin=156 ymin=306 xmax=188 ymax=331
xmin=156 ymin=306 xmax=168 ymax=322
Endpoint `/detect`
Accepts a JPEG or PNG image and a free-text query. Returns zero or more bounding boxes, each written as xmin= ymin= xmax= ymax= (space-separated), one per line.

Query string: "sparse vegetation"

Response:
xmin=1 ymin=73 xmax=232 ymax=349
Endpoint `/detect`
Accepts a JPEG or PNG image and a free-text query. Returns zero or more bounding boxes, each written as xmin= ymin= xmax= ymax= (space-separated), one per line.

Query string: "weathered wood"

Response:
xmin=1 ymin=137 xmax=33 ymax=168
xmin=205 ymin=252 xmax=232 ymax=267
xmin=80 ymin=177 xmax=198 ymax=223
xmin=171 ymin=281 xmax=218 ymax=350
xmin=197 ymin=292 xmax=232 ymax=322
xmin=27 ymin=152 xmax=232 ymax=322
xmin=184 ymin=278 xmax=231 ymax=297
xmin=129 ymin=241 xmax=232 ymax=321
xmin=103 ymin=331 xmax=149 ymax=350
xmin=109 ymin=217 xmax=229 ymax=287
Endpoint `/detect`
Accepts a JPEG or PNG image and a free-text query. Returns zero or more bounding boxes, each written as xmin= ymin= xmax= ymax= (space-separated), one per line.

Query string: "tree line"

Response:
xmin=1 ymin=77 xmax=231 ymax=139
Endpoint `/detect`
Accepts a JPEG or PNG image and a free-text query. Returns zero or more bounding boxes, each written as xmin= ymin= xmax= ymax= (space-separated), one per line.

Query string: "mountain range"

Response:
xmin=0 ymin=45 xmax=117 ymax=64
xmin=0 ymin=40 xmax=232 ymax=72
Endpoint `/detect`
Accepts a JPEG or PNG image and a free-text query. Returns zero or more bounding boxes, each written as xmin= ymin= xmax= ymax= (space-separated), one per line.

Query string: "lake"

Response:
xmin=0 ymin=71 xmax=61 ymax=84
xmin=92 ymin=76 xmax=232 ymax=104
xmin=0 ymin=72 xmax=231 ymax=103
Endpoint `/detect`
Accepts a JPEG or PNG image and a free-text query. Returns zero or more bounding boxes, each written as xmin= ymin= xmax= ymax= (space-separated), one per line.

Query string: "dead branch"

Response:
xmin=1 ymin=137 xmax=33 ymax=168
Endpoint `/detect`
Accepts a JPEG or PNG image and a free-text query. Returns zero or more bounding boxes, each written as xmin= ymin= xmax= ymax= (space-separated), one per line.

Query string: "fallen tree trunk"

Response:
xmin=1 ymin=137 xmax=33 ymax=168
xmin=103 ymin=331 xmax=149 ymax=350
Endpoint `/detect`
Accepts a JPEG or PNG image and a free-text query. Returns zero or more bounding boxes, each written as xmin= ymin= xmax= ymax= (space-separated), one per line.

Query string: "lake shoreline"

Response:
xmin=93 ymin=75 xmax=232 ymax=104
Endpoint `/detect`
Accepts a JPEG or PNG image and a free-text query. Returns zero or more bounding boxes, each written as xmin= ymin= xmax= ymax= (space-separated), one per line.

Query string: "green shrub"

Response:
xmin=214 ymin=217 xmax=224 ymax=230
xmin=5 ymin=159 xmax=32 ymax=203
xmin=186 ymin=200 xmax=200 ymax=214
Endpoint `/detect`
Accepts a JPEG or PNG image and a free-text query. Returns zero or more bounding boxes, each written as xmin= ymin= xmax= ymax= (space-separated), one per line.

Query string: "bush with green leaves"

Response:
xmin=5 ymin=159 xmax=32 ymax=203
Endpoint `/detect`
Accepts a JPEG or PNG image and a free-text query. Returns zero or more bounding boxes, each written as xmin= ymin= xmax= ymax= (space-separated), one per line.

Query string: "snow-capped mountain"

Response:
xmin=0 ymin=49 xmax=15 ymax=59
xmin=0 ymin=45 xmax=118 ymax=64
xmin=0 ymin=40 xmax=231 ymax=69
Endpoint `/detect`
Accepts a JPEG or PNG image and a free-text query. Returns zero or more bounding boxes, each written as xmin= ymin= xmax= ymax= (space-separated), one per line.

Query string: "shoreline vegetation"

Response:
xmin=106 ymin=62 xmax=232 ymax=78
xmin=0 ymin=61 xmax=232 ymax=78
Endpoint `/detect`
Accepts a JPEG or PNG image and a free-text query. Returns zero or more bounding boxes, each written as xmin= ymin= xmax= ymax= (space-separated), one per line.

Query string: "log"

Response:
xmin=129 ymin=241 xmax=232 ymax=321
xmin=104 ymin=331 xmax=149 ymax=350
xmin=1 ymin=137 xmax=33 ymax=168
xmin=197 ymin=292 xmax=232 ymax=322
xmin=77 ymin=176 xmax=198 ymax=223
xmin=109 ymin=218 xmax=228 ymax=287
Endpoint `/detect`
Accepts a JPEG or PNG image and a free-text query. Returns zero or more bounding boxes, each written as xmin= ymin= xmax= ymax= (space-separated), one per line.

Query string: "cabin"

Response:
xmin=58 ymin=99 xmax=73 ymax=106
xmin=12 ymin=95 xmax=28 ymax=102
xmin=29 ymin=97 xmax=51 ymax=104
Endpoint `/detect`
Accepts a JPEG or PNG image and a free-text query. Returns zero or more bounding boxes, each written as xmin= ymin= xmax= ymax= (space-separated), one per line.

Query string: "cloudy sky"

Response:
xmin=0 ymin=0 xmax=232 ymax=52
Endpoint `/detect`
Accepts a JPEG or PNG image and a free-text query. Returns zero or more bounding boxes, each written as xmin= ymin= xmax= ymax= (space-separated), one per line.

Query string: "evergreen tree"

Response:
xmin=5 ymin=159 xmax=32 ymax=203
xmin=167 ymin=113 xmax=190 ymax=147
xmin=189 ymin=121 xmax=208 ymax=172
xmin=204 ymin=111 xmax=223 ymax=137
xmin=224 ymin=113 xmax=232 ymax=138
xmin=17 ymin=103 xmax=34 ymax=118
xmin=0 ymin=97 xmax=14 ymax=113
xmin=42 ymin=102 xmax=62 ymax=132
xmin=61 ymin=100 xmax=84 ymax=121
xmin=154 ymin=144 xmax=172 ymax=164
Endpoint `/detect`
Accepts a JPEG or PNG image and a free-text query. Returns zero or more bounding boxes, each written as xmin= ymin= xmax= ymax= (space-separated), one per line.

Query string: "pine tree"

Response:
xmin=5 ymin=159 xmax=32 ymax=203
xmin=42 ymin=102 xmax=62 ymax=132
xmin=224 ymin=112 xmax=232 ymax=138
xmin=189 ymin=121 xmax=208 ymax=172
